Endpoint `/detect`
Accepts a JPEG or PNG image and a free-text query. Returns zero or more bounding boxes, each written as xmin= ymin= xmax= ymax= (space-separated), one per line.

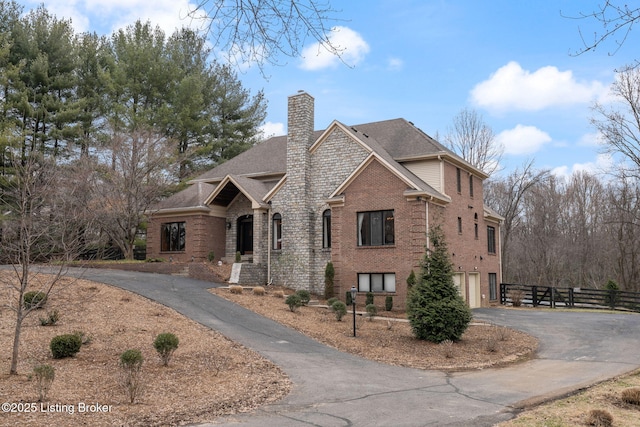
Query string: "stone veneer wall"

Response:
xmin=270 ymin=92 xmax=315 ymax=290
xmin=308 ymin=127 xmax=369 ymax=294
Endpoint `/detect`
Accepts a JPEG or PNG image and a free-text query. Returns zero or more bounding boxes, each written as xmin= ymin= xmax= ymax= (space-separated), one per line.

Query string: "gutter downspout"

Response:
xmin=267 ymin=205 xmax=272 ymax=285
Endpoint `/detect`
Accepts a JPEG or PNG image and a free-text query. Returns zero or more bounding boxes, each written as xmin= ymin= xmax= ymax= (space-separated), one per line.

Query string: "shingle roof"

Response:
xmin=153 ymin=181 xmax=216 ymax=210
xmin=155 ymin=117 xmax=481 ymax=213
xmin=347 ymin=118 xmax=452 ymax=159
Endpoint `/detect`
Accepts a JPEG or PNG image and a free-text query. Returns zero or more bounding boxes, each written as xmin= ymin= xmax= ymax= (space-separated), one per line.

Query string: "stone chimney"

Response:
xmin=283 ymin=91 xmax=314 ymax=290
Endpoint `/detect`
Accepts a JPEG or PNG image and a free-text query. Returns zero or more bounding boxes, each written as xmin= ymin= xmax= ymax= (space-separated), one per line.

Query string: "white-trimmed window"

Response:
xmin=357 ymin=210 xmax=394 ymax=246
xmin=272 ymin=213 xmax=282 ymax=250
xmin=358 ymin=273 xmax=396 ymax=292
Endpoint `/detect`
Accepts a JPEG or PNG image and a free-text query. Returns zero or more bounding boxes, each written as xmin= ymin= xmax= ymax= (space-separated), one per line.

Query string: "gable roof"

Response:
xmin=204 ymin=174 xmax=274 ymax=209
xmin=153 ymin=117 xmax=486 ymax=214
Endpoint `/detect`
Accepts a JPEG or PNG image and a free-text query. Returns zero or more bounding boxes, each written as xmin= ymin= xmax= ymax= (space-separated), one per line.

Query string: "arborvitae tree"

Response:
xmin=324 ymin=261 xmax=335 ymax=299
xmin=406 ymin=226 xmax=472 ymax=343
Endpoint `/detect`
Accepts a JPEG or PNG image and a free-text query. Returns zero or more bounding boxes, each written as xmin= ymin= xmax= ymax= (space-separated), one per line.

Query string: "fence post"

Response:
xmin=568 ymin=288 xmax=574 ymax=308
xmin=532 ymin=286 xmax=538 ymax=307
xmin=551 ymin=286 xmax=555 ymax=308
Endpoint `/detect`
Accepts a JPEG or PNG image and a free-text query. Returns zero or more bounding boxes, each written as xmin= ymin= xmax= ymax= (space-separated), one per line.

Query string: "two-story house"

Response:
xmin=146 ymin=91 xmax=502 ymax=308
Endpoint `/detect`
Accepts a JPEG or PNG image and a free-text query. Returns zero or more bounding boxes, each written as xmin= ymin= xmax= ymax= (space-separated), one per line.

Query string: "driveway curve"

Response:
xmin=56 ymin=268 xmax=640 ymax=426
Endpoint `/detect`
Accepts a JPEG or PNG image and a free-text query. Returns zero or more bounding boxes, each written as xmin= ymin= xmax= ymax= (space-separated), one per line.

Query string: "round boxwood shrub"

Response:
xmin=326 ymin=297 xmax=339 ymax=308
xmin=120 ymin=349 xmax=144 ymax=370
xmin=295 ymin=289 xmax=311 ymax=306
xmin=332 ymin=301 xmax=347 ymax=321
xmin=50 ymin=334 xmax=82 ymax=359
xmin=153 ymin=333 xmax=179 ymax=366
xmin=23 ymin=291 xmax=47 ymax=309
xmin=285 ymin=294 xmax=302 ymax=312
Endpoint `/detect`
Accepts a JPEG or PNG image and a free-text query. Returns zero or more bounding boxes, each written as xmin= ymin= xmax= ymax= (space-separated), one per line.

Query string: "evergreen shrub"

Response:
xmin=295 ymin=289 xmax=311 ymax=306
xmin=332 ymin=301 xmax=347 ymax=321
xmin=50 ymin=334 xmax=82 ymax=359
xmin=153 ymin=333 xmax=179 ymax=366
xmin=406 ymin=226 xmax=472 ymax=343
xmin=23 ymin=291 xmax=47 ymax=309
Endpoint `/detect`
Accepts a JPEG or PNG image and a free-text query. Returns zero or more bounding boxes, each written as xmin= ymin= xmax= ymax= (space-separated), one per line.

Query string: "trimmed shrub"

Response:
xmin=33 ymin=364 xmax=55 ymax=402
xmin=119 ymin=349 xmax=144 ymax=403
xmin=365 ymin=292 xmax=374 ymax=306
xmin=252 ymin=286 xmax=265 ymax=296
xmin=365 ymin=303 xmax=377 ymax=319
xmin=285 ymin=294 xmax=302 ymax=312
xmin=153 ymin=333 xmax=179 ymax=366
xmin=326 ymin=297 xmax=339 ymax=308
xmin=229 ymin=285 xmax=243 ymax=294
xmin=39 ymin=310 xmax=59 ymax=326
xmin=324 ymin=262 xmax=335 ymax=299
xmin=585 ymin=409 xmax=613 ymax=427
xmin=385 ymin=296 xmax=393 ymax=311
xmin=23 ymin=291 xmax=47 ymax=309
xmin=621 ymin=387 xmax=640 ymax=405
xmin=332 ymin=301 xmax=347 ymax=321
xmin=273 ymin=290 xmax=285 ymax=298
xmin=295 ymin=289 xmax=311 ymax=306
xmin=50 ymin=334 xmax=82 ymax=359
xmin=208 ymin=251 xmax=215 ymax=262
xmin=235 ymin=251 xmax=242 ymax=263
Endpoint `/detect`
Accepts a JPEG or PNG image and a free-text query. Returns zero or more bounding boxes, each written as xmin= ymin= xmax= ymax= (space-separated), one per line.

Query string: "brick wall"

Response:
xmin=147 ymin=214 xmax=225 ymax=263
xmin=332 ymin=158 xmax=426 ymax=309
xmin=434 ymin=161 xmax=501 ymax=306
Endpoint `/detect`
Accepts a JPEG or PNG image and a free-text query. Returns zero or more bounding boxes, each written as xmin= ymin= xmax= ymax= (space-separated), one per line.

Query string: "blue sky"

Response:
xmin=16 ymin=0 xmax=639 ymax=177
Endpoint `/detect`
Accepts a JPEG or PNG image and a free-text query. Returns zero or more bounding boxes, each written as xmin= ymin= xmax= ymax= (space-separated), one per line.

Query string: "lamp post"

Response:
xmin=350 ymin=286 xmax=357 ymax=337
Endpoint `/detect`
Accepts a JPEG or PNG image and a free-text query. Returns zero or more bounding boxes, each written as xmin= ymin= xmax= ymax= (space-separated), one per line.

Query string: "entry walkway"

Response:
xmin=57 ymin=268 xmax=640 ymax=426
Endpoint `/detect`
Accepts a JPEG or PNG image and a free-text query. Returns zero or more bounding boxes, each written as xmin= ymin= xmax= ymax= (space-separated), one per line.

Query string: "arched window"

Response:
xmin=322 ymin=209 xmax=331 ymax=248
xmin=272 ymin=213 xmax=282 ymax=250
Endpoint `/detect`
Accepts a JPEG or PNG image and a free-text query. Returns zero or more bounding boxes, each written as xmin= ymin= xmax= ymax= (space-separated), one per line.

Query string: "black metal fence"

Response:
xmin=500 ymin=283 xmax=640 ymax=313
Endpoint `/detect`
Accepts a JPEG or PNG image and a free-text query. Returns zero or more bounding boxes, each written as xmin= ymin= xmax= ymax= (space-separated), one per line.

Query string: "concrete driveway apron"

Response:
xmin=56 ymin=268 xmax=640 ymax=427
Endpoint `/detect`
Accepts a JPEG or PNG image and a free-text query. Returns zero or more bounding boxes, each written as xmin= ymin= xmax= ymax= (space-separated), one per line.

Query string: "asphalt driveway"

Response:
xmin=52 ymin=268 xmax=640 ymax=426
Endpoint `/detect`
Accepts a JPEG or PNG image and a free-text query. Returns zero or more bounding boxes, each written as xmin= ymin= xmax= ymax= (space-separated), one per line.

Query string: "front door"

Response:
xmin=236 ymin=215 xmax=253 ymax=255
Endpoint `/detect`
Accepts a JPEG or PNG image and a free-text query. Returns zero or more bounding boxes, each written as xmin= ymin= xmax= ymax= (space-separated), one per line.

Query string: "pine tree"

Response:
xmin=406 ymin=226 xmax=472 ymax=342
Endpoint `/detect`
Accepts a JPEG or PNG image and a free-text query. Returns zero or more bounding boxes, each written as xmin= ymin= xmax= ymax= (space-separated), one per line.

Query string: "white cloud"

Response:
xmin=29 ymin=0 xmax=206 ymax=35
xmin=552 ymin=154 xmax=614 ymax=179
xmin=387 ymin=57 xmax=403 ymax=71
xmin=300 ymin=26 xmax=370 ymax=70
xmin=496 ymin=124 xmax=552 ymax=155
xmin=471 ymin=61 xmax=608 ymax=112
xmin=577 ymin=132 xmax=605 ymax=148
xmin=259 ymin=121 xmax=285 ymax=140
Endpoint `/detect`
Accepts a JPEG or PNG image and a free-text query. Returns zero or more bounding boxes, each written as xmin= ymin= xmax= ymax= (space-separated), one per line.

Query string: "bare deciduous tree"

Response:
xmin=1 ymin=154 xmax=85 ymax=374
xmin=592 ymin=66 xmax=640 ymax=178
xmin=444 ymin=108 xmax=503 ymax=176
xmin=87 ymin=129 xmax=177 ymax=260
xmin=484 ymin=160 xmax=548 ymax=281
xmin=566 ymin=2 xmax=640 ymax=62
xmin=189 ymin=0 xmax=343 ymax=72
